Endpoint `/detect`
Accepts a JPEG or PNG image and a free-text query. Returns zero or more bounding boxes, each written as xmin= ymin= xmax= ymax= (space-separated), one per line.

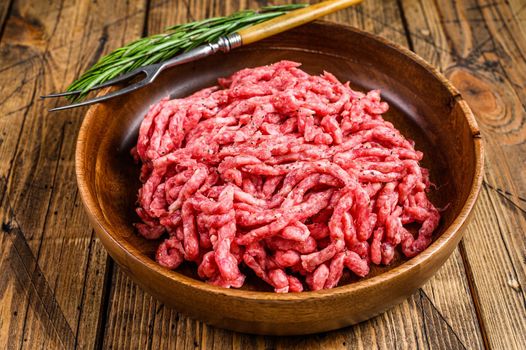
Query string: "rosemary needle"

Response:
xmin=67 ymin=4 xmax=306 ymax=100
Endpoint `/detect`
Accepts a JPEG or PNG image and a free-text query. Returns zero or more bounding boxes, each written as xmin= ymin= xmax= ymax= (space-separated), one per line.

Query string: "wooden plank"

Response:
xmin=0 ymin=0 xmax=147 ymax=348
xmin=19 ymin=0 xmax=148 ymax=346
xmin=0 ymin=0 xmax=12 ymax=40
xmin=400 ymin=0 xmax=526 ymax=348
xmin=0 ymin=0 xmax=12 ymax=38
xmin=0 ymin=1 xmax=69 ymax=346
xmin=100 ymin=1 xmax=482 ymax=349
xmin=0 ymin=207 xmax=31 ymax=349
xmin=511 ymin=0 xmax=526 ymax=26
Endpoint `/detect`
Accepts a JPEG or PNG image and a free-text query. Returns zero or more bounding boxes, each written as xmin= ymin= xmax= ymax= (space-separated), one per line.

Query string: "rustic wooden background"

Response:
xmin=0 ymin=0 xmax=524 ymax=349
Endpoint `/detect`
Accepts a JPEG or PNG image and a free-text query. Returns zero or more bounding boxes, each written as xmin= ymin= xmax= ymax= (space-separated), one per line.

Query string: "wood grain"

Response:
xmin=0 ymin=0 xmax=146 ymax=348
xmin=0 ymin=0 xmax=12 ymax=38
xmin=400 ymin=1 xmax=526 ymax=348
xmin=0 ymin=0 xmax=524 ymax=348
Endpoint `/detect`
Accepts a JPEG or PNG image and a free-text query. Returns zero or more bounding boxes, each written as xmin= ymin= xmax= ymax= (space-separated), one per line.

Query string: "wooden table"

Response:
xmin=0 ymin=0 xmax=524 ymax=349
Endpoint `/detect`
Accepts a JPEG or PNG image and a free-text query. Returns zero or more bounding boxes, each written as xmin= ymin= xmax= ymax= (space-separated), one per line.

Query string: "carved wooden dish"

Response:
xmin=76 ymin=21 xmax=483 ymax=335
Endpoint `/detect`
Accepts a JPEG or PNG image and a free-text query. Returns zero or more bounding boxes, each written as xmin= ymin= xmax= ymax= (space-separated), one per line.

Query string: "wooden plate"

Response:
xmin=75 ymin=21 xmax=483 ymax=335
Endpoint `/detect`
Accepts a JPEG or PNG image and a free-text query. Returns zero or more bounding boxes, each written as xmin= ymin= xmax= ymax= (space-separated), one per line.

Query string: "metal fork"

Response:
xmin=42 ymin=35 xmax=242 ymax=111
xmin=42 ymin=0 xmax=363 ymax=111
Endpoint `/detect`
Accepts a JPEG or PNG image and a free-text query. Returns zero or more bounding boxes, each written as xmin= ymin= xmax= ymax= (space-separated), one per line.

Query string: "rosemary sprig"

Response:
xmin=67 ymin=4 xmax=306 ymax=100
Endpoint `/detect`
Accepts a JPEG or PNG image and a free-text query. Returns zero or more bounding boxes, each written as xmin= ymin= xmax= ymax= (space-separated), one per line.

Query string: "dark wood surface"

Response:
xmin=0 ymin=0 xmax=524 ymax=349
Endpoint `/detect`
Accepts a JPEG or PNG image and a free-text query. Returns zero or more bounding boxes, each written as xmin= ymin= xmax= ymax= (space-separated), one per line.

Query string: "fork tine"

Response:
xmin=41 ymin=90 xmax=84 ymax=98
xmin=41 ymin=66 xmax=147 ymax=99
xmin=48 ymin=79 xmax=149 ymax=112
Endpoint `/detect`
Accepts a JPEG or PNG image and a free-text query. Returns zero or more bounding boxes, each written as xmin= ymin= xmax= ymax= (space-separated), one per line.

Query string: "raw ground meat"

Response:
xmin=132 ymin=61 xmax=440 ymax=293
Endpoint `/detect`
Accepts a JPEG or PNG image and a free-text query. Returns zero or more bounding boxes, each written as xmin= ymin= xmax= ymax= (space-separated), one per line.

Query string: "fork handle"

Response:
xmin=237 ymin=0 xmax=363 ymax=45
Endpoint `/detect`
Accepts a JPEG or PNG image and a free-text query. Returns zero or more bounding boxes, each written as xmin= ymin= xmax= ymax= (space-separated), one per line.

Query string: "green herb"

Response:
xmin=67 ymin=4 xmax=306 ymax=100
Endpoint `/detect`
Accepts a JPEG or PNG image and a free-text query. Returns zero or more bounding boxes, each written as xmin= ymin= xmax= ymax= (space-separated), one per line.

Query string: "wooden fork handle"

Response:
xmin=237 ymin=0 xmax=363 ymax=45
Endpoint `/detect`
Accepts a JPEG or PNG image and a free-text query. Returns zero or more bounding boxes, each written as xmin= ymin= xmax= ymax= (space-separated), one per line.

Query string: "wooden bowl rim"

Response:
xmin=76 ymin=21 xmax=484 ymax=301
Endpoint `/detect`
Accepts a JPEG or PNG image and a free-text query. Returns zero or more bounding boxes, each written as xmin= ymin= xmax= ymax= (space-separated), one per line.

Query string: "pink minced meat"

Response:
xmin=132 ymin=61 xmax=440 ymax=293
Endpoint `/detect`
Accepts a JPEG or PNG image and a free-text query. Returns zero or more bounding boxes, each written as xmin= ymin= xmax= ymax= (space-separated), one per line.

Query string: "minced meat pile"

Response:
xmin=131 ymin=61 xmax=440 ymax=293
